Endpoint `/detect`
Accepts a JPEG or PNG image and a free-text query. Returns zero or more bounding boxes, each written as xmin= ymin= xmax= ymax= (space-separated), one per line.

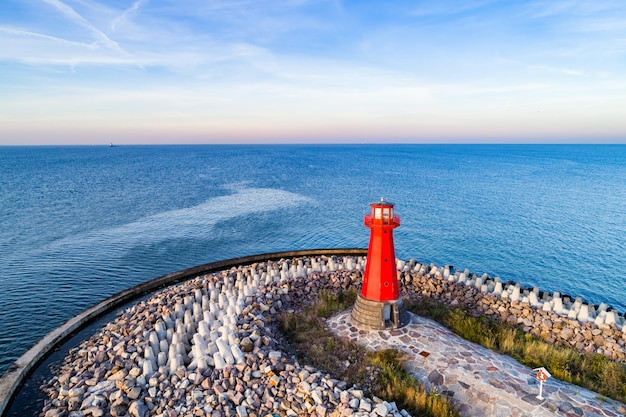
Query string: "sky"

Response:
xmin=1 ymin=0 xmax=625 ymax=145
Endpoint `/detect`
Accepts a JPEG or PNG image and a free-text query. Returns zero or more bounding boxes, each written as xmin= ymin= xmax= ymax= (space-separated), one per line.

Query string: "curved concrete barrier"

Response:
xmin=0 ymin=248 xmax=367 ymax=416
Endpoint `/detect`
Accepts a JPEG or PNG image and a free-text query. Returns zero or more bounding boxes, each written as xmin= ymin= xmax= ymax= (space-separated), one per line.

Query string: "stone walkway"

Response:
xmin=327 ymin=311 xmax=626 ymax=417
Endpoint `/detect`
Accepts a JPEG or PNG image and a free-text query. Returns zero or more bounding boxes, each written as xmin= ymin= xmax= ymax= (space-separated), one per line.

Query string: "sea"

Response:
xmin=1 ymin=144 xmax=625 ymax=379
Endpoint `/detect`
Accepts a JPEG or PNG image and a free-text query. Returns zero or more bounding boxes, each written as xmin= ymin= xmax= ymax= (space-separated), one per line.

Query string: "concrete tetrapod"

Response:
xmin=0 ymin=248 xmax=367 ymax=417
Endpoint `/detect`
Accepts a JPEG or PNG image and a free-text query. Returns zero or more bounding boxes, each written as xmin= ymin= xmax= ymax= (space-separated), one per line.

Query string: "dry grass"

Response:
xmin=408 ymin=300 xmax=626 ymax=403
xmin=369 ymin=349 xmax=459 ymax=417
xmin=278 ymin=288 xmax=372 ymax=387
xmin=278 ymin=290 xmax=459 ymax=417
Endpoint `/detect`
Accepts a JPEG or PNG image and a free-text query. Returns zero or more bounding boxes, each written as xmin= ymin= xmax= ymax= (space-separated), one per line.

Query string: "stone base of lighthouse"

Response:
xmin=351 ymin=294 xmax=409 ymax=330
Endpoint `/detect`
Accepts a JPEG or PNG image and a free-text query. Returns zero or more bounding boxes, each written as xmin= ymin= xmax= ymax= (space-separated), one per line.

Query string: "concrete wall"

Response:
xmin=0 ymin=248 xmax=367 ymax=416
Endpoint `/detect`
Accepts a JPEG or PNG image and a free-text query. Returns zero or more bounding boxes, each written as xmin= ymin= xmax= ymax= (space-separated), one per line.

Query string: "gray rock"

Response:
xmin=81 ymin=394 xmax=108 ymax=409
xmin=44 ymin=409 xmax=63 ymax=417
xmin=359 ymin=399 xmax=372 ymax=412
xmin=349 ymin=398 xmax=360 ymax=409
xmin=68 ymin=387 xmax=85 ymax=398
xmin=129 ymin=400 xmax=148 ymax=417
xmin=315 ymin=404 xmax=328 ymax=417
xmin=311 ymin=390 xmax=323 ymax=405
xmin=83 ymin=406 xmax=104 ymax=417
xmin=108 ymin=369 xmax=128 ymax=381
xmin=235 ymin=405 xmax=248 ymax=417
xmin=375 ymin=402 xmax=390 ymax=416
xmin=110 ymin=404 xmax=128 ymax=417
xmin=126 ymin=386 xmax=142 ymax=400
xmin=68 ymin=396 xmax=81 ymax=411
xmin=87 ymin=380 xmax=116 ymax=395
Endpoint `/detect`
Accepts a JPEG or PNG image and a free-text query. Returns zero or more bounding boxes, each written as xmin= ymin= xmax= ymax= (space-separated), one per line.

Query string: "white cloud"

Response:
xmin=524 ymin=0 xmax=624 ymax=19
xmin=40 ymin=0 xmax=127 ymax=53
xmin=110 ymin=0 xmax=149 ymax=32
xmin=1 ymin=0 xmax=625 ymax=143
xmin=0 ymin=26 xmax=97 ymax=48
xmin=410 ymin=0 xmax=497 ymax=17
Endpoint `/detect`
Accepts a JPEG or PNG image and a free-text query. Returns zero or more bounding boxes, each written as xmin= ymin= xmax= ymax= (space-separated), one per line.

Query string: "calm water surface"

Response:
xmin=1 ymin=144 xmax=625 ymax=376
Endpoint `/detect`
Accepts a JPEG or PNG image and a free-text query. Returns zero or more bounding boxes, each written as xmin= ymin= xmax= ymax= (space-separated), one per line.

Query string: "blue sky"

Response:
xmin=1 ymin=0 xmax=625 ymax=144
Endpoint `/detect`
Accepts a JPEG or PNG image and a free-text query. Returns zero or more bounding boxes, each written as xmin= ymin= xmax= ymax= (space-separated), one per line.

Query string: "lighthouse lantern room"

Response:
xmin=351 ymin=198 xmax=409 ymax=330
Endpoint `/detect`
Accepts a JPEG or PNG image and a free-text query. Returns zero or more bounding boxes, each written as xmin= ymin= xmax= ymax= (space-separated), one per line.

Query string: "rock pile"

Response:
xmin=39 ymin=255 xmax=626 ymax=417
xmin=40 ymin=256 xmax=411 ymax=417
xmin=398 ymin=260 xmax=626 ymax=362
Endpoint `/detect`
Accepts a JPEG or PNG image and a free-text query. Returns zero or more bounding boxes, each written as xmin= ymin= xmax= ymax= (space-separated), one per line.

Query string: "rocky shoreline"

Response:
xmin=397 ymin=260 xmax=626 ymax=362
xmin=39 ymin=256 xmax=626 ymax=417
xmin=40 ymin=257 xmax=407 ymax=417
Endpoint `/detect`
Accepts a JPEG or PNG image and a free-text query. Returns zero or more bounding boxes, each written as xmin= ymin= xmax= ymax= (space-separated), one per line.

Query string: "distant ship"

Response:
xmin=109 ymin=142 xmax=117 ymax=147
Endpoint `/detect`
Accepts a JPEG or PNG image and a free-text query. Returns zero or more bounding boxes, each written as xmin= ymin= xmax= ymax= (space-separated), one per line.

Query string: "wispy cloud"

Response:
xmin=1 ymin=0 xmax=626 ymax=143
xmin=496 ymin=58 xmax=586 ymax=77
xmin=524 ymin=1 xmax=624 ymax=19
xmin=523 ymin=0 xmax=626 ymax=38
xmin=40 ymin=0 xmax=127 ymax=53
xmin=110 ymin=0 xmax=149 ymax=32
xmin=0 ymin=26 xmax=97 ymax=48
xmin=532 ymin=65 xmax=585 ymax=77
xmin=410 ymin=0 xmax=497 ymax=17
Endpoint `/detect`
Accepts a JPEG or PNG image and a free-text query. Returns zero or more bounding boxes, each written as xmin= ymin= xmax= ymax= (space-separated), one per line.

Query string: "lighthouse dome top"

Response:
xmin=370 ymin=197 xmax=394 ymax=207
xmin=365 ymin=197 xmax=400 ymax=227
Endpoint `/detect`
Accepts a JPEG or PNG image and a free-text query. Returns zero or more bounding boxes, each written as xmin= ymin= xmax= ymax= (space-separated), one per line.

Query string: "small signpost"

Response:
xmin=533 ymin=367 xmax=551 ymax=400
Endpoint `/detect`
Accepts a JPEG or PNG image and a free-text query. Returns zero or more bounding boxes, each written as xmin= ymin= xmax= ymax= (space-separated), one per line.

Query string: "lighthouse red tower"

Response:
xmin=351 ymin=198 xmax=409 ymax=330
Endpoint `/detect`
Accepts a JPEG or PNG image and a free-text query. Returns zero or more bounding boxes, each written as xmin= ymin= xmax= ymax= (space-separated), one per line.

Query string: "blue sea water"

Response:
xmin=1 ymin=144 xmax=625 ymax=377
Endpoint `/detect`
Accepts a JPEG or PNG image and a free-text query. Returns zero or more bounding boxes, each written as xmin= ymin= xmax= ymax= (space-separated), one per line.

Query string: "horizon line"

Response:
xmin=2 ymin=141 xmax=625 ymax=147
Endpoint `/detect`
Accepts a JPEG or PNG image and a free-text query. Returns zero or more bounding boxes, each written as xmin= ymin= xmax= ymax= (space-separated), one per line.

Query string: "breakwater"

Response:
xmin=38 ymin=255 xmax=406 ymax=417
xmin=0 ymin=249 xmax=366 ymax=417
xmin=3 ymin=253 xmax=625 ymax=417
xmin=398 ymin=260 xmax=626 ymax=362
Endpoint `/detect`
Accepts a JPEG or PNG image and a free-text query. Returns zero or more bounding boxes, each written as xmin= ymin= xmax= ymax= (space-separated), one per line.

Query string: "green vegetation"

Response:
xmin=278 ymin=289 xmax=459 ymax=417
xmin=368 ymin=349 xmax=459 ymax=417
xmin=407 ymin=300 xmax=626 ymax=404
xmin=278 ymin=289 xmax=367 ymax=382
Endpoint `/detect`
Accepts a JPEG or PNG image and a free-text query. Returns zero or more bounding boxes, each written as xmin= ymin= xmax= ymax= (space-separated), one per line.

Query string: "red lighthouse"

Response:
xmin=351 ymin=198 xmax=409 ymax=330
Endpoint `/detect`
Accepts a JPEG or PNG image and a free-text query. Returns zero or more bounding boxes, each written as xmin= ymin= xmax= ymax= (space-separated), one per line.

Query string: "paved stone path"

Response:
xmin=327 ymin=311 xmax=626 ymax=417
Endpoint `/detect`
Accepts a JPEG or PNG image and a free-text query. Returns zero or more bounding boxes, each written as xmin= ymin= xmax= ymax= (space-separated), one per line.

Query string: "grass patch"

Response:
xmin=408 ymin=300 xmax=626 ymax=403
xmin=370 ymin=349 xmax=459 ymax=417
xmin=314 ymin=289 xmax=358 ymax=318
xmin=278 ymin=290 xmax=459 ymax=417
xmin=278 ymin=288 xmax=368 ymax=385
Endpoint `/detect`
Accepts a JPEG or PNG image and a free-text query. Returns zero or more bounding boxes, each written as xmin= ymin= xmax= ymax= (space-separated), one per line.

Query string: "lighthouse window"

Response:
xmin=374 ymin=208 xmax=382 ymax=219
xmin=382 ymin=208 xmax=389 ymax=222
